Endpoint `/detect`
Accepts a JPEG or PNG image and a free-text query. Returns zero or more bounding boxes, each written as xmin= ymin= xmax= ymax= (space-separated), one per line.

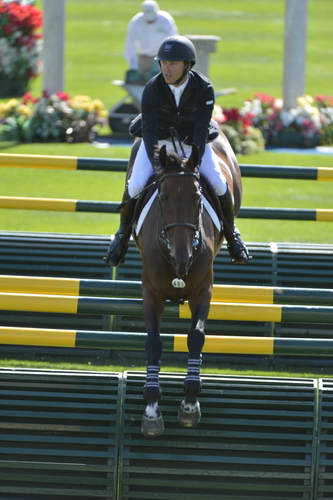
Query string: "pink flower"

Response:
xmin=56 ymin=92 xmax=70 ymax=101
xmin=302 ymin=119 xmax=316 ymax=130
xmin=21 ymin=92 xmax=32 ymax=103
xmin=254 ymin=92 xmax=275 ymax=106
xmin=2 ymin=23 xmax=15 ymax=35
xmin=315 ymin=95 xmax=333 ymax=107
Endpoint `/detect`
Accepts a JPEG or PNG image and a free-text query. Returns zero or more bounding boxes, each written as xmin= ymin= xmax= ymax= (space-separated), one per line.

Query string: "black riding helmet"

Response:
xmin=157 ymin=35 xmax=197 ymax=67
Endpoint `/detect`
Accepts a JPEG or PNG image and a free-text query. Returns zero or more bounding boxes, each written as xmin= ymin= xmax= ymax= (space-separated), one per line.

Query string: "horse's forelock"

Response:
xmin=166 ymin=152 xmax=184 ymax=167
xmin=155 ymin=151 xmax=184 ymax=174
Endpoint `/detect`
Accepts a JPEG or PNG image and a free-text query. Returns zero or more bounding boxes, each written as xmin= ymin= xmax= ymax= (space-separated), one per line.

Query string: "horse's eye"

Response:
xmin=159 ymin=193 xmax=167 ymax=202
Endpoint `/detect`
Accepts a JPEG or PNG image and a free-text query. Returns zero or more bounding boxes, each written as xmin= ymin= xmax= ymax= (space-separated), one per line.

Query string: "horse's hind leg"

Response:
xmin=141 ymin=288 xmax=165 ymax=437
xmin=178 ymin=297 xmax=209 ymax=428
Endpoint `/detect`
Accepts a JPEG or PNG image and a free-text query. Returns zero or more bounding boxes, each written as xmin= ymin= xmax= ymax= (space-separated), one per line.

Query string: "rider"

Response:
xmin=106 ymin=35 xmax=251 ymax=266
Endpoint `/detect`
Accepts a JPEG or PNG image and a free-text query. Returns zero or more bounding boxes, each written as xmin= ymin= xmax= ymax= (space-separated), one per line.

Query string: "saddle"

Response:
xmin=199 ymin=174 xmax=224 ymax=231
xmin=132 ymin=175 xmax=157 ymax=240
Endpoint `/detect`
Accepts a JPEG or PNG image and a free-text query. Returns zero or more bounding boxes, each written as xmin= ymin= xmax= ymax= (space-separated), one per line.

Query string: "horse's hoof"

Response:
xmin=178 ymin=402 xmax=201 ymax=428
xmin=141 ymin=414 xmax=165 ymax=437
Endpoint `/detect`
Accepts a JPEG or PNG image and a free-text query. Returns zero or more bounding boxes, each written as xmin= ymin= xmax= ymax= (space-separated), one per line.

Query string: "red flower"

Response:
xmin=241 ymin=112 xmax=254 ymax=128
xmin=223 ymin=107 xmax=240 ymax=123
xmin=0 ymin=2 xmax=42 ymax=34
xmin=315 ymin=95 xmax=333 ymax=107
xmin=56 ymin=92 xmax=70 ymax=101
xmin=254 ymin=92 xmax=275 ymax=106
xmin=21 ymin=92 xmax=32 ymax=103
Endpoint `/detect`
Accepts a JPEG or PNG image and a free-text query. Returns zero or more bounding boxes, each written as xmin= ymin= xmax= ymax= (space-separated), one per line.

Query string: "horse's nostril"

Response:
xmin=175 ymin=256 xmax=192 ymax=278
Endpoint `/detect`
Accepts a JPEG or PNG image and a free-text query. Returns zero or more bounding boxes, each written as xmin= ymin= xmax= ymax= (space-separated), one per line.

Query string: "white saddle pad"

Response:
xmin=135 ymin=189 xmax=221 ymax=235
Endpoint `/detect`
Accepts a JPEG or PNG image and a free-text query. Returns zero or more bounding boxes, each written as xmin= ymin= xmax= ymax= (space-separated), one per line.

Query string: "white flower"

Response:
xmin=240 ymin=98 xmax=262 ymax=117
xmin=280 ymin=109 xmax=297 ymax=127
xmin=0 ymin=18 xmax=42 ymax=78
xmin=240 ymin=101 xmax=252 ymax=115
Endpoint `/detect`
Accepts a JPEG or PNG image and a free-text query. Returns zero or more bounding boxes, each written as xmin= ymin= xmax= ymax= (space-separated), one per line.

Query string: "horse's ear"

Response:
xmin=187 ymin=145 xmax=200 ymax=170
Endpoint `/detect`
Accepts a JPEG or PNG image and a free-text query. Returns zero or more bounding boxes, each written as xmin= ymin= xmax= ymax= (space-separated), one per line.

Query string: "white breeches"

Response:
xmin=127 ymin=140 xmax=228 ymax=198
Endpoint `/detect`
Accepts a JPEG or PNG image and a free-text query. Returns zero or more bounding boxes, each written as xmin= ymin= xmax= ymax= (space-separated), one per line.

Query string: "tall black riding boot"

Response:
xmin=104 ymin=189 xmax=137 ymax=267
xmin=218 ymin=187 xmax=251 ymax=264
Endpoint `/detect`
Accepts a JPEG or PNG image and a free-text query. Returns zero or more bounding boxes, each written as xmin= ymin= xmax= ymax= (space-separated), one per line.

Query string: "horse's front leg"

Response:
xmin=141 ymin=286 xmax=165 ymax=437
xmin=178 ymin=290 xmax=211 ymax=428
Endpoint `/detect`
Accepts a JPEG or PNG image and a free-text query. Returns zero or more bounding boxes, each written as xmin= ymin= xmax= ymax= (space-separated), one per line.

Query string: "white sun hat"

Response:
xmin=141 ymin=0 xmax=159 ymax=22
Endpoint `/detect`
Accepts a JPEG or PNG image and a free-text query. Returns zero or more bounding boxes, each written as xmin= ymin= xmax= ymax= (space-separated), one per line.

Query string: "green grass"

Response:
xmin=28 ymin=0 xmax=333 ymax=109
xmin=0 ymin=356 xmax=331 ymax=379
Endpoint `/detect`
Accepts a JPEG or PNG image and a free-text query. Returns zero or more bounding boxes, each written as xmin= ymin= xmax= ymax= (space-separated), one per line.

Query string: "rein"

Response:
xmin=158 ymin=170 xmax=201 ymax=232
xmin=118 ymin=178 xmax=158 ymax=210
xmin=157 ymin=169 xmax=202 ymax=257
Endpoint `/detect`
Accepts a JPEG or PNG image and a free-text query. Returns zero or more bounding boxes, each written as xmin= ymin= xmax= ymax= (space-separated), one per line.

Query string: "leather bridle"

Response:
xmin=157 ymin=170 xmax=202 ymax=255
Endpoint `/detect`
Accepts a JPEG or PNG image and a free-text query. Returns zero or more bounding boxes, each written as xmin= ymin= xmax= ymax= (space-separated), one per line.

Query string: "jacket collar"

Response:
xmin=159 ymin=71 xmax=196 ymax=109
xmin=178 ymin=72 xmax=196 ymax=108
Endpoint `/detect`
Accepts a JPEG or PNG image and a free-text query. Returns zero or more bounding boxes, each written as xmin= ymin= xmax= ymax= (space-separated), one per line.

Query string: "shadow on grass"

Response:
xmin=1 ymin=349 xmax=332 ymax=379
xmin=0 ymin=141 xmax=20 ymax=150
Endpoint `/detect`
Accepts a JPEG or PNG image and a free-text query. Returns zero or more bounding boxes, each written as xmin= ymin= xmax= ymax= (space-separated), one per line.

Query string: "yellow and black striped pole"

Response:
xmin=0 ymin=326 xmax=332 ymax=355
xmin=0 ymin=196 xmax=333 ymax=221
xmin=1 ymin=275 xmax=333 ymax=306
xmin=0 ymin=196 xmax=120 ymax=213
xmin=0 ymin=292 xmax=333 ymax=323
xmin=0 ymin=153 xmax=127 ymax=171
xmin=1 ymin=153 xmax=333 ymax=180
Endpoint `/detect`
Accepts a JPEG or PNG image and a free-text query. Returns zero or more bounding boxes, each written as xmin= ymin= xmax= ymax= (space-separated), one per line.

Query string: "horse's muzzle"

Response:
xmin=172 ymin=255 xmax=193 ymax=281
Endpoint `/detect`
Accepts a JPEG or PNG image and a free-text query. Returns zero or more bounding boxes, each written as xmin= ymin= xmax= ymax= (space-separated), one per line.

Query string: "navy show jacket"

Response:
xmin=141 ymin=70 xmax=215 ymax=165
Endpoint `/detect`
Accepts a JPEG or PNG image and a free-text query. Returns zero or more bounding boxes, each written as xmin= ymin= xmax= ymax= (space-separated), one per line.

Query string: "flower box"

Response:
xmin=266 ymin=128 xmax=321 ymax=148
xmin=0 ymin=72 xmax=30 ymax=98
xmin=213 ymin=93 xmax=333 ymax=151
xmin=0 ymin=91 xmax=108 ymax=143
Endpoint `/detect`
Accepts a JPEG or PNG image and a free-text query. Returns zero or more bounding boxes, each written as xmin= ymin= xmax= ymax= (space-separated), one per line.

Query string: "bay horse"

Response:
xmin=127 ymin=132 xmax=242 ymax=436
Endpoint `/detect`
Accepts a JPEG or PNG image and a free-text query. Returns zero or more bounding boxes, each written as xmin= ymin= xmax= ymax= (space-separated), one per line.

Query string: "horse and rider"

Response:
xmin=107 ymin=35 xmax=250 ymax=268
xmin=105 ymin=35 xmax=251 ymax=436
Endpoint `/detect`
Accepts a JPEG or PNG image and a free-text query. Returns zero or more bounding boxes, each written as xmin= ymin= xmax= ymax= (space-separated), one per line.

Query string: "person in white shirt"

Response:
xmin=124 ymin=1 xmax=177 ymax=79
